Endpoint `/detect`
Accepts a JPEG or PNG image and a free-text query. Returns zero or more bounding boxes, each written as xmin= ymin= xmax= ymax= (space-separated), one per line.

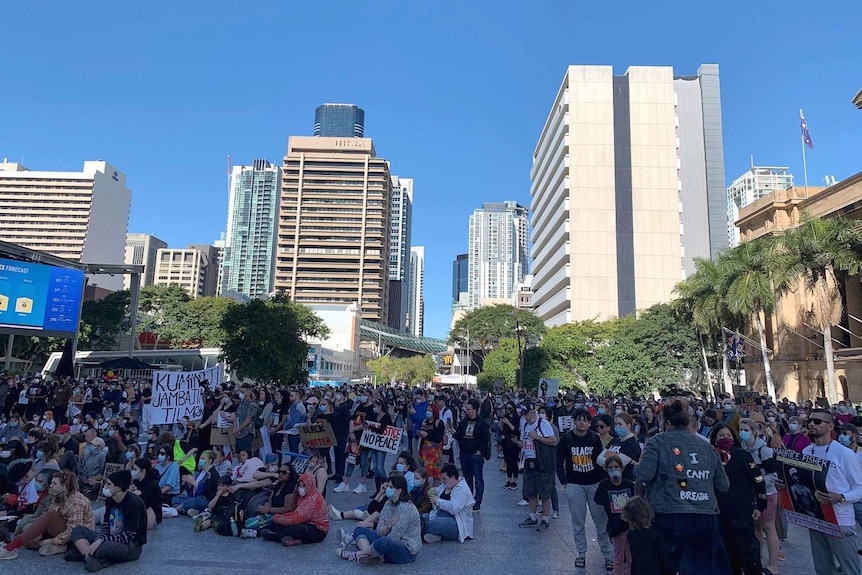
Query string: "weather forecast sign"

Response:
xmin=0 ymin=257 xmax=85 ymax=336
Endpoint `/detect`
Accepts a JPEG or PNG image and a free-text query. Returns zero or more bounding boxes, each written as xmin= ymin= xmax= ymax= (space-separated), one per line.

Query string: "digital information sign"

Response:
xmin=0 ymin=256 xmax=85 ymax=337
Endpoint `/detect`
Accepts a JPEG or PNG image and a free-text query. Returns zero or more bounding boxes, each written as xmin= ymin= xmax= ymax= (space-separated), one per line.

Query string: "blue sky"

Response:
xmin=2 ymin=1 xmax=861 ymax=339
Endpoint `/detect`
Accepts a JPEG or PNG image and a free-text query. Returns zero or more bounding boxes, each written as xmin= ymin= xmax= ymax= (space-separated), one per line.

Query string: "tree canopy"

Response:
xmin=367 ymin=354 xmax=436 ymax=387
xmin=448 ymin=304 xmax=545 ymax=354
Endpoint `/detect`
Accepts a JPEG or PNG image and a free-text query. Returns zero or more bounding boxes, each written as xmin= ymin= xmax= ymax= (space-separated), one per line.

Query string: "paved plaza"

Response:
xmin=12 ymin=455 xmax=823 ymax=575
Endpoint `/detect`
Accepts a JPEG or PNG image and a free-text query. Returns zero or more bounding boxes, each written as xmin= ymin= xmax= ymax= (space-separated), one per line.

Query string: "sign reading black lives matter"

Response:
xmin=775 ymin=448 xmax=842 ymax=538
xmin=146 ymin=365 xmax=223 ymax=425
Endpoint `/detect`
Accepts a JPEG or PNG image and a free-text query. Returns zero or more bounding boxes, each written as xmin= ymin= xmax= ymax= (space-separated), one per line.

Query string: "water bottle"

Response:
xmin=230 ymin=516 xmax=238 ymax=537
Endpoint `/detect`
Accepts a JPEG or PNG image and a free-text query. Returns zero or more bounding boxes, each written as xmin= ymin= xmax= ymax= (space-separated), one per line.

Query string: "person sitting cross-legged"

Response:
xmin=259 ymin=471 xmax=329 ymax=546
xmin=423 ymin=463 xmax=475 ymax=543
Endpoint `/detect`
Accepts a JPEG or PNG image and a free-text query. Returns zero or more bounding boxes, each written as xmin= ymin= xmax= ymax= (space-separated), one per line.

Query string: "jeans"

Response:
xmin=810 ymin=525 xmax=861 ymax=575
xmin=333 ymin=434 xmax=348 ymax=482
xmin=70 ymin=526 xmax=141 ymax=565
xmin=564 ymin=483 xmax=612 ymax=559
xmin=654 ymin=513 xmax=731 ymax=575
xmin=346 ymin=449 xmax=371 ymax=481
xmin=287 ymin=434 xmax=301 ymax=454
xmin=426 ymin=510 xmax=460 ymax=541
xmin=611 ymin=531 xmax=631 ymax=575
xmin=459 ymin=453 xmax=485 ymax=507
xmin=173 ymin=494 xmax=209 ymax=513
xmin=353 ymin=527 xmax=416 ymax=564
xmin=719 ymin=516 xmax=763 ymax=575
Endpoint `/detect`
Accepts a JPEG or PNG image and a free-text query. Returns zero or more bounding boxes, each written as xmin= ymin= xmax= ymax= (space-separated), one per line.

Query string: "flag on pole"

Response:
xmin=800 ymin=108 xmax=814 ymax=149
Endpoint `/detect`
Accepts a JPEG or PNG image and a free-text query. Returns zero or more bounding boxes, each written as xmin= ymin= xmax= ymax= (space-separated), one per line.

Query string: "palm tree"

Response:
xmin=720 ymin=238 xmax=794 ymax=401
xmin=778 ymin=216 xmax=862 ymax=404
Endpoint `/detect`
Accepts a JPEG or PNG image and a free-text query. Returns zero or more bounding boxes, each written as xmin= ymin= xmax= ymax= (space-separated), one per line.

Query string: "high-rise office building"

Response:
xmin=221 ymin=160 xmax=280 ymax=299
xmin=387 ymin=176 xmax=413 ymax=330
xmin=727 ymin=166 xmax=794 ymax=247
xmin=452 ymin=253 xmax=469 ymax=308
xmin=408 ymin=246 xmax=425 ymax=337
xmin=314 ymin=104 xmax=365 ymax=138
xmin=0 ymin=159 xmax=131 ymax=290
xmin=466 ymin=201 xmax=529 ymax=310
xmin=153 ymin=245 xmax=218 ymax=298
xmin=124 ymin=233 xmax=167 ymax=289
xmin=275 ymin=136 xmax=391 ymax=324
xmin=530 ymin=64 xmax=726 ymax=325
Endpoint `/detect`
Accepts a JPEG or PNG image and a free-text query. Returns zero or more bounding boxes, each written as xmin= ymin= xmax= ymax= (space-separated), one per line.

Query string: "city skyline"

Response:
xmin=2 ymin=2 xmax=860 ymax=338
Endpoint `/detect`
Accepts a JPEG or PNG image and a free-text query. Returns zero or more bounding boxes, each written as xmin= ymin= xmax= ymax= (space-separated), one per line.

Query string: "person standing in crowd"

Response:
xmin=499 ymin=401 xmax=521 ymax=490
xmin=454 ymin=398 xmax=490 ymax=512
xmin=516 ymin=404 xmax=558 ymax=532
xmin=230 ymin=384 xmax=258 ymax=455
xmin=557 ymin=407 xmax=614 ymax=572
xmin=417 ymin=404 xmax=444 ymax=487
xmin=738 ymin=417 xmax=780 ymax=575
xmin=66 ymin=470 xmax=147 ymax=571
xmin=699 ymin=409 xmax=718 ymax=439
xmin=598 ymin=413 xmax=642 ymax=483
xmin=593 ymin=454 xmax=635 ymax=575
xmin=335 ymin=392 xmax=375 ymax=494
xmin=636 ymin=399 xmax=731 ymax=575
xmin=281 ymin=389 xmax=307 ymax=455
xmin=408 ymin=389 xmax=429 ymax=456
xmin=783 ymin=415 xmax=811 ymax=454
xmin=620 ymin=496 xmax=675 ymax=575
xmin=792 ymin=409 xmax=862 ymax=575
xmin=709 ymin=423 xmax=767 ymax=575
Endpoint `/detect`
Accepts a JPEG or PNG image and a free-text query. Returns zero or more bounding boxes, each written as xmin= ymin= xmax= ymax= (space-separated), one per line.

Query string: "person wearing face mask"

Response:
xmin=782 ymin=415 xmax=811 ymax=454
xmin=417 ymin=404 xmax=444 ymax=487
xmin=390 ymin=452 xmax=418 ymax=492
xmin=597 ymin=413 xmax=642 ymax=483
xmin=516 ymin=404 xmax=559 ymax=533
xmin=338 ymin=472 xmax=421 ymax=565
xmin=130 ymin=458 xmax=162 ymax=529
xmin=500 ymin=401 xmax=522 ymax=489
xmin=66 ymin=470 xmax=147 ymax=571
xmin=335 ymin=393 xmax=376 ymax=494
xmin=407 ymin=390 xmax=429 ymax=457
xmin=836 ymin=401 xmax=854 ymax=425
xmin=698 ymin=409 xmax=718 ymax=439
xmin=170 ymin=450 xmax=221 ymax=517
xmin=721 ymin=398 xmax=743 ymax=434
xmin=260 ymin=472 xmax=328 ymax=546
xmin=0 ymin=415 xmax=24 ymax=442
xmin=738 ymin=418 xmax=780 ymax=575
xmin=123 ymin=444 xmax=141 ymax=471
xmin=408 ymin=467 xmax=433 ymax=514
xmin=33 ymin=436 xmax=61 ymax=474
xmin=80 ymin=436 xmax=107 ymax=500
xmin=593 ymin=454 xmax=636 ymax=575
xmin=154 ymin=447 xmax=180 ymax=505
xmin=709 ymin=423 xmax=768 ymax=575
xmin=256 ymin=389 xmax=275 ymax=460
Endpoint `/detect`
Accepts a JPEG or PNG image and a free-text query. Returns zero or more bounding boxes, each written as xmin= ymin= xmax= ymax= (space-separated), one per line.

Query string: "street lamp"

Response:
xmin=513 ymin=312 xmax=525 ymax=389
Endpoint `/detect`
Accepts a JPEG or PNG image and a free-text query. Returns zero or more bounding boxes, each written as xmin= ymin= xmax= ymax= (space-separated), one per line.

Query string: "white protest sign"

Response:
xmin=538 ymin=378 xmax=560 ymax=399
xmin=557 ymin=415 xmax=574 ymax=432
xmin=359 ymin=424 xmax=403 ymax=454
xmin=146 ymin=365 xmax=223 ymax=425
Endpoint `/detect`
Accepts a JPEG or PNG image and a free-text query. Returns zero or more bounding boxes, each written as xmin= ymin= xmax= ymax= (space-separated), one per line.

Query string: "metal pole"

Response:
xmin=128 ymin=272 xmax=141 ymax=357
xmin=801 ymin=133 xmax=810 ymax=199
xmin=4 ymin=333 xmax=13 ymax=372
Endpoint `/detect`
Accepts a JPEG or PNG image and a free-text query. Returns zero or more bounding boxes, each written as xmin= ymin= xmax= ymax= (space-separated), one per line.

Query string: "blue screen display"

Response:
xmin=0 ymin=256 xmax=85 ymax=335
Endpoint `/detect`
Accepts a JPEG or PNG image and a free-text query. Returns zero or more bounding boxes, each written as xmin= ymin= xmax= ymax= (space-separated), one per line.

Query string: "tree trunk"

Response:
xmin=698 ymin=332 xmax=714 ymax=400
xmin=720 ymin=337 xmax=732 ymax=395
xmin=754 ymin=311 xmax=777 ymax=400
xmin=823 ymin=323 xmax=839 ymax=404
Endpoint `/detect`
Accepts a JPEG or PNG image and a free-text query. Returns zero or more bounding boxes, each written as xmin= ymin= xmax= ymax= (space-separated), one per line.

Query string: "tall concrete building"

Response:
xmin=274 ymin=136 xmax=391 ymax=324
xmin=726 ymin=166 xmax=794 ymax=247
xmin=314 ymin=104 xmax=365 ymax=138
xmin=221 ymin=160 xmax=280 ymax=299
xmin=124 ymin=233 xmax=167 ymax=289
xmin=466 ymin=201 xmax=529 ymax=310
xmin=452 ymin=253 xmax=468 ymax=309
xmin=388 ymin=176 xmax=413 ymax=330
xmin=530 ymin=64 xmax=726 ymax=325
xmin=153 ymin=245 xmax=218 ymax=298
xmin=408 ymin=246 xmax=425 ymax=337
xmin=0 ymin=159 xmax=131 ymax=290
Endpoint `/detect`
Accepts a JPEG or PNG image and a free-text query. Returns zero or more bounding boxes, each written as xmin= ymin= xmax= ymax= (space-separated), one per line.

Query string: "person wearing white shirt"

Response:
xmin=797 ymin=409 xmax=862 ymax=575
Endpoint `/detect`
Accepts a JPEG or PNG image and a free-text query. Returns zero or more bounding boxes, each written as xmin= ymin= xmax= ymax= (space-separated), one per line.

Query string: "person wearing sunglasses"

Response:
xmin=593 ymin=414 xmax=614 ymax=449
xmin=154 ymin=447 xmax=180 ymax=506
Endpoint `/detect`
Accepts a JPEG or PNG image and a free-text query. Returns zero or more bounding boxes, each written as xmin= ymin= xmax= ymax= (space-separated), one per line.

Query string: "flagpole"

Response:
xmin=801 ymin=133 xmax=810 ymax=199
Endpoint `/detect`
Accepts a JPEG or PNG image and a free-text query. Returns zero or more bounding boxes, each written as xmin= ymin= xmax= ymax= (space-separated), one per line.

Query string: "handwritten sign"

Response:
xmin=145 ymin=365 xmax=223 ymax=425
xmin=360 ymin=424 xmax=403 ymax=454
xmin=298 ymin=422 xmax=337 ymax=449
xmin=558 ymin=415 xmax=574 ymax=432
xmin=775 ymin=448 xmax=841 ymax=538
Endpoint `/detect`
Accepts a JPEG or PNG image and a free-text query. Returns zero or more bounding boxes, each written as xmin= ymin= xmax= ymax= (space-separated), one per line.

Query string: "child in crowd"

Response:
xmin=594 ymin=454 xmax=635 ymax=575
xmin=620 ymin=496 xmax=673 ymax=575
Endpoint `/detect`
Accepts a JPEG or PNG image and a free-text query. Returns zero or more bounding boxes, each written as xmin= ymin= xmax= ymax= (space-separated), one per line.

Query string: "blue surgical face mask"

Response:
xmin=36 ymin=450 xmax=44 ymax=460
xmin=126 ymin=451 xmax=135 ymax=460
xmin=597 ymin=408 xmax=606 ymax=415
xmin=839 ymin=434 xmax=852 ymax=447
xmin=373 ymin=407 xmax=380 ymax=414
xmin=158 ymin=454 xmax=167 ymax=464
xmin=34 ymin=480 xmax=45 ymax=491
xmin=739 ymin=431 xmax=752 ymax=443
xmin=789 ymin=423 xmax=800 ymax=432
xmin=426 ymin=411 xmax=433 ymax=419
xmin=614 ymin=426 xmax=627 ymax=437
xmin=385 ymin=487 xmax=396 ymax=499
xmin=395 ymin=463 xmax=406 ymax=472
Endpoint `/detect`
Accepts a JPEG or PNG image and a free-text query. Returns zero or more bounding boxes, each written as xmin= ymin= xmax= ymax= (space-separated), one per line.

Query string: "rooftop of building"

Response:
xmin=287 ymin=135 xmax=376 ymax=156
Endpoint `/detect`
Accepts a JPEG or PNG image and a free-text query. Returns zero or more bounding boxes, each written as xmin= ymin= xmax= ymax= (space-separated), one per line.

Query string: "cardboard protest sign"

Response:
xmin=740 ymin=391 xmax=763 ymax=413
xmin=775 ymin=448 xmax=842 ymax=538
xmin=298 ymin=422 xmax=337 ymax=449
xmin=360 ymin=423 xmax=403 ymax=454
xmin=146 ymin=365 xmax=223 ymax=425
xmin=539 ymin=378 xmax=560 ymax=399
xmin=557 ymin=415 xmax=574 ymax=432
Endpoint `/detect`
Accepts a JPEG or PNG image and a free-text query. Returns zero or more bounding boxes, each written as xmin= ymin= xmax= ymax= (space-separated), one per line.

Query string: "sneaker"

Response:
xmin=366 ymin=470 xmax=375 ymax=479
xmin=39 ymin=544 xmax=68 ymax=556
xmin=605 ymin=559 xmax=614 ymax=572
xmin=85 ymin=557 xmax=108 ymax=572
xmin=0 ymin=547 xmax=18 ymax=560
xmin=193 ymin=514 xmax=205 ymax=533
xmin=423 ymin=533 xmax=442 ymax=543
xmin=353 ymin=509 xmax=368 ymax=520
xmin=536 ymin=505 xmax=543 ymax=513
xmin=575 ymin=556 xmax=586 ymax=569
xmin=328 ymin=503 xmax=342 ymax=521
xmin=779 ymin=549 xmax=785 ymax=561
xmin=519 ymin=517 xmax=538 ymax=528
xmin=187 ymin=508 xmax=201 ymax=517
xmin=472 ymin=506 xmax=481 ymax=513
xmin=359 ymin=555 xmax=384 ymax=566
xmin=503 ymin=482 xmax=511 ymax=489
xmin=240 ymin=528 xmax=258 ymax=539
xmin=337 ymin=527 xmax=355 ymax=548
xmin=353 ymin=483 xmax=367 ymax=494
xmin=517 ymin=499 xmax=529 ymax=506
xmin=337 ymin=549 xmax=360 ymax=561
xmin=333 ymin=482 xmax=350 ymax=493
xmin=552 ymin=510 xmax=560 ymax=519
xmin=537 ymin=520 xmax=550 ymax=532
xmin=508 ymin=483 xmax=518 ymax=490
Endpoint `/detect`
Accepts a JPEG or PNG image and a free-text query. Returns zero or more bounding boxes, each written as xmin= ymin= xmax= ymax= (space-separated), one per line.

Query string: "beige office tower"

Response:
xmin=153 ymin=246 xmax=219 ymax=298
xmin=275 ymin=137 xmax=391 ymax=324
xmin=530 ymin=65 xmax=726 ymax=325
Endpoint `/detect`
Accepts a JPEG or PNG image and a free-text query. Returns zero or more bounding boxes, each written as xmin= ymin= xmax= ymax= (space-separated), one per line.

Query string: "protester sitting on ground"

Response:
xmin=34 ymin=436 xmax=61 ymax=474
xmin=423 ymin=463 xmax=474 ymax=543
xmin=260 ymin=471 xmax=328 ymax=546
xmin=194 ymin=475 xmax=236 ymax=533
xmin=255 ymin=462 xmax=297 ymax=517
xmin=306 ymin=449 xmax=328 ymax=499
xmin=154 ymin=446 xmax=180 ymax=506
xmin=409 ymin=468 xmax=433 ymax=514
xmin=172 ymin=449 xmax=221 ymax=517
xmin=1 ymin=461 xmax=41 ymax=519
xmin=393 ymin=451 xmax=418 ymax=491
xmin=338 ymin=472 xmax=421 ymax=565
xmin=130 ymin=458 xmax=162 ymax=529
xmin=0 ymin=470 xmax=94 ymax=560
xmin=66 ymin=470 xmax=147 ymax=572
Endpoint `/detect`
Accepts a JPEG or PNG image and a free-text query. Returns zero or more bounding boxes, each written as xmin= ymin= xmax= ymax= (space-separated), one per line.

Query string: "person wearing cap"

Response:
xmin=55 ymin=423 xmax=79 ymax=469
xmin=67 ymin=470 xmax=147 ymax=570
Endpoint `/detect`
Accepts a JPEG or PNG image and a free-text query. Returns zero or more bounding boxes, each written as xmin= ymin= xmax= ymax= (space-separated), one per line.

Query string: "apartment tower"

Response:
xmin=530 ymin=64 xmax=726 ymax=325
xmin=274 ymin=136 xmax=391 ymax=324
xmin=726 ymin=166 xmax=794 ymax=247
xmin=314 ymin=104 xmax=365 ymax=138
xmin=124 ymin=233 xmax=167 ymax=289
xmin=408 ymin=246 xmax=425 ymax=337
xmin=153 ymin=245 xmax=218 ymax=298
xmin=221 ymin=159 xmax=281 ymax=299
xmin=467 ymin=201 xmax=530 ymax=310
xmin=388 ymin=176 xmax=413 ymax=330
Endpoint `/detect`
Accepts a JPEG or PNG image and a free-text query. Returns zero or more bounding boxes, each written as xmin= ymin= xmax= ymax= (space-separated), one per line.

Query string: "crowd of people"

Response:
xmin=1 ymin=371 xmax=862 ymax=574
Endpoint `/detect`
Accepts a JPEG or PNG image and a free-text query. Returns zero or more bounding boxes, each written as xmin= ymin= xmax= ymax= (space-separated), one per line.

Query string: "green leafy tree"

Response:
xmin=368 ymin=355 xmax=399 ymax=384
xmin=174 ymin=296 xmax=236 ymax=348
xmin=480 ymin=337 xmax=521 ymax=389
xmin=448 ymin=305 xmax=545 ymax=355
xmin=580 ymin=337 xmax=655 ymax=397
xmin=219 ymin=294 xmax=328 ymax=383
xmin=136 ymin=284 xmax=192 ymax=347
xmin=79 ymin=290 xmax=131 ymax=350
xmin=626 ymin=303 xmax=701 ymax=386
xmin=402 ymin=354 xmax=436 ymax=386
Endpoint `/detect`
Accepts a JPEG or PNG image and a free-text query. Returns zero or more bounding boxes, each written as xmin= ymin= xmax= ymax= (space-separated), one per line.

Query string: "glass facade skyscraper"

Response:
xmin=314 ymin=104 xmax=365 ymax=137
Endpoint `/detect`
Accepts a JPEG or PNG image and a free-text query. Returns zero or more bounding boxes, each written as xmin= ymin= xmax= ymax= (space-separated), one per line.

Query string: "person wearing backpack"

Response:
xmin=516 ymin=403 xmax=558 ymax=533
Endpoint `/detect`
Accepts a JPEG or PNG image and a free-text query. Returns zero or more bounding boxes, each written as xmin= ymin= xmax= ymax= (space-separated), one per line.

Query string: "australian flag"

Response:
xmin=800 ymin=108 xmax=814 ymax=149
